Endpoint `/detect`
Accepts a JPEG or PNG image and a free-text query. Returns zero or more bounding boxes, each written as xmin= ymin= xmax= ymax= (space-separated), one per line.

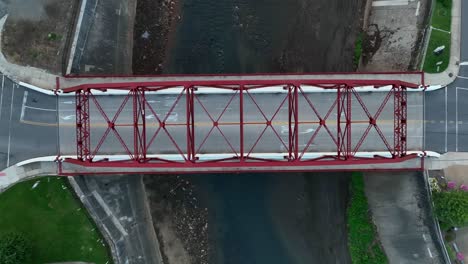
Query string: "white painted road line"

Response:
xmin=20 ymin=91 xmax=28 ymax=122
xmin=24 ymin=105 xmax=56 ymax=112
xmin=372 ymin=0 xmax=409 ymax=7
xmin=460 ymin=61 xmax=468 ymax=66
xmin=7 ymin=84 xmax=15 ymax=167
xmin=415 ymin=1 xmax=420 ymax=16
xmin=445 ymin=86 xmax=448 ymax=152
xmin=427 ymin=247 xmax=433 ymax=258
xmin=0 ymin=75 xmax=4 ymax=119
xmin=456 ymin=88 xmax=458 ymax=151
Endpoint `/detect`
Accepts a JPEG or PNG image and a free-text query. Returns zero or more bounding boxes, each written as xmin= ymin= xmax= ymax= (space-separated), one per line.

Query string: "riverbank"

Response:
xmin=133 ymin=0 xmax=364 ymax=74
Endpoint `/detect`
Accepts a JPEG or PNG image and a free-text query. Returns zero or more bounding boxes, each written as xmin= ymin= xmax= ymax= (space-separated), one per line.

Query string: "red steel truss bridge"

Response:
xmin=56 ymin=74 xmax=426 ymax=175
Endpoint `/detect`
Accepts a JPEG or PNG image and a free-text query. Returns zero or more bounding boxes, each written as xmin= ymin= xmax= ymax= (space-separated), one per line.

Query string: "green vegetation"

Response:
xmin=354 ymin=33 xmax=363 ymax=68
xmin=0 ymin=177 xmax=112 ymax=264
xmin=433 ymin=190 xmax=468 ymax=227
xmin=423 ymin=0 xmax=452 ymax=73
xmin=446 ymin=243 xmax=456 ymax=261
xmin=347 ymin=172 xmax=387 ymax=264
xmin=47 ymin=32 xmax=61 ymax=41
xmin=0 ymin=232 xmax=32 ymax=264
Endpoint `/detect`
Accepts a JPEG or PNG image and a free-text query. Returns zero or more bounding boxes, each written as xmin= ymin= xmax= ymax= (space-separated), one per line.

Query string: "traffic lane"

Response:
xmin=0 ymin=76 xmax=15 ymax=169
xmin=20 ymin=87 xmax=57 ymax=124
xmin=0 ymin=80 xmax=27 ymax=169
xmin=58 ymin=121 xmax=423 ymax=155
xmin=58 ymin=92 xmax=421 ymax=124
xmin=8 ymin=86 xmax=57 ymax=166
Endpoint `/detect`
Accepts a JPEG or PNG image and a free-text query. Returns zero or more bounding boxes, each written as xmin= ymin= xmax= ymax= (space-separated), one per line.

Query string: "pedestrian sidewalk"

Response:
xmin=0 ymin=161 xmax=57 ymax=192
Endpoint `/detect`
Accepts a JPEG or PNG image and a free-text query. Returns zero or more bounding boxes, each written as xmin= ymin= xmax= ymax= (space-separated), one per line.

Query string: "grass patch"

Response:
xmin=0 ymin=177 xmax=112 ymax=264
xmin=423 ymin=0 xmax=452 ymax=73
xmin=446 ymin=243 xmax=456 ymax=261
xmin=353 ymin=33 xmax=363 ymax=68
xmin=347 ymin=172 xmax=387 ymax=264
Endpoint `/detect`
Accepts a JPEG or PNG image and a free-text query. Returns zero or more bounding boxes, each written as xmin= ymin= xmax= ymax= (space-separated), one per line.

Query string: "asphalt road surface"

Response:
xmin=55 ymin=92 xmax=424 ymax=157
xmin=0 ymin=78 xmax=56 ymax=170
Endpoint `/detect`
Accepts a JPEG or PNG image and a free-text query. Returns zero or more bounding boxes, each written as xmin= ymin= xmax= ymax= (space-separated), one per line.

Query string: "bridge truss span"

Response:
xmin=58 ymin=78 xmax=424 ymax=174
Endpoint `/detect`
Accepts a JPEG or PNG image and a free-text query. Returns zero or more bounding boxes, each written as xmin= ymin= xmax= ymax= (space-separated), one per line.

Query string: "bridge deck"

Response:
xmin=58 ymin=90 xmax=423 ymax=158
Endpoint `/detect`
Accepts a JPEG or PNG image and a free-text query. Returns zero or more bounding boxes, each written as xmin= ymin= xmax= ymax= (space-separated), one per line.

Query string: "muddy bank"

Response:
xmin=144 ymin=175 xmax=208 ymax=264
xmin=132 ymin=0 xmax=181 ymax=74
xmin=133 ymin=0 xmax=365 ymax=74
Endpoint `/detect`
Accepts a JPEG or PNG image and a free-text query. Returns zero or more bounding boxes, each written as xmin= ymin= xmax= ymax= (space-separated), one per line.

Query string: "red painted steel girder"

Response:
xmin=61 ymin=78 xmax=421 ymax=173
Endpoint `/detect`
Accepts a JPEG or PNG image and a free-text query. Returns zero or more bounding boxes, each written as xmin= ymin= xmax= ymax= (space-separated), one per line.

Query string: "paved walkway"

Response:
xmin=364 ymin=171 xmax=445 ymax=264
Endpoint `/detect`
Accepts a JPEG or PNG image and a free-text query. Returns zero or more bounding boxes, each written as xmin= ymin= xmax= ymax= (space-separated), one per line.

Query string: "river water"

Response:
xmin=164 ymin=0 xmax=363 ymax=73
xmin=140 ymin=0 xmax=364 ymax=262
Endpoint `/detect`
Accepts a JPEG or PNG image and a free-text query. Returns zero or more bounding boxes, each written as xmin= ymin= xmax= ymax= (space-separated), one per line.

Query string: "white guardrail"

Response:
xmin=14 ymin=151 xmax=441 ymax=167
xmin=19 ymin=81 xmax=444 ymax=97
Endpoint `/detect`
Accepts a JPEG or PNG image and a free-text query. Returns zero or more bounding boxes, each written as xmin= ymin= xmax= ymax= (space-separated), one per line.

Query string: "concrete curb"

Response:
xmin=17 ymin=79 xmax=444 ymax=97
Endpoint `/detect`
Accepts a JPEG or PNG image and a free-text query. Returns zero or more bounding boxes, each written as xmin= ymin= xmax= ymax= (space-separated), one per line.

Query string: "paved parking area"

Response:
xmin=364 ymin=171 xmax=444 ymax=264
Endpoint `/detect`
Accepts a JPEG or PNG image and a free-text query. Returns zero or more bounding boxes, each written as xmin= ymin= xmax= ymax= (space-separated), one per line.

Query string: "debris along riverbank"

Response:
xmin=132 ymin=0 xmax=181 ymax=74
xmin=144 ymin=175 xmax=208 ymax=264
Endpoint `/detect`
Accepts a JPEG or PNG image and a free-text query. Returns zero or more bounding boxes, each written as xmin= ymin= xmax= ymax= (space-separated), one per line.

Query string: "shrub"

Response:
xmin=433 ymin=190 xmax=468 ymax=227
xmin=0 ymin=232 xmax=31 ymax=264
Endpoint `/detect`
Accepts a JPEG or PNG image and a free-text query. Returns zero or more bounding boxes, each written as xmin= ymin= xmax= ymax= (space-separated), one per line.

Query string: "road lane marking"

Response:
xmin=460 ymin=61 xmax=468 ymax=66
xmin=7 ymin=84 xmax=15 ymax=167
xmin=456 ymin=88 xmax=459 ymax=151
xmin=0 ymin=75 xmax=4 ymax=119
xmin=60 ymin=115 xmax=75 ymax=121
xmin=372 ymin=0 xmax=409 ymax=6
xmin=415 ymin=1 xmax=420 ymax=16
xmin=445 ymin=86 xmax=448 ymax=152
xmin=20 ymin=91 xmax=28 ymax=121
xmin=427 ymin=247 xmax=433 ymax=258
xmin=25 ymin=105 xmax=56 ymax=112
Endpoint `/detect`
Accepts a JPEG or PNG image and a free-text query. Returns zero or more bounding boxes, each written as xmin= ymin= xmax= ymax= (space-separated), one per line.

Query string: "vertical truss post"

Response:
xmin=239 ymin=85 xmax=245 ymax=161
xmin=133 ymin=87 xmax=146 ymax=162
xmin=75 ymin=89 xmax=90 ymax=161
xmin=336 ymin=85 xmax=352 ymax=159
xmin=394 ymin=85 xmax=407 ymax=157
xmin=186 ymin=86 xmax=196 ymax=162
xmin=288 ymin=85 xmax=299 ymax=161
